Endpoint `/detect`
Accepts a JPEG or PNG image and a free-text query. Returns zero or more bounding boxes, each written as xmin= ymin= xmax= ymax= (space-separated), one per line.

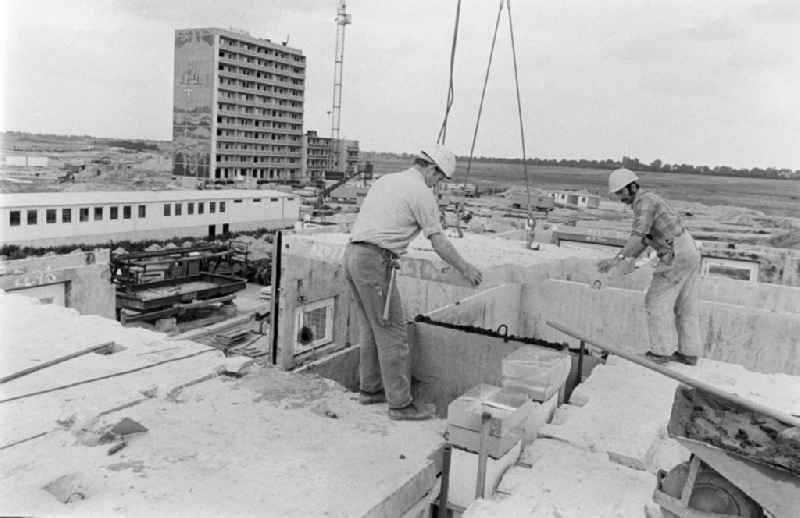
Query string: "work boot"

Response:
xmin=644 ymin=351 xmax=672 ymax=365
xmin=358 ymin=389 xmax=387 ymax=405
xmin=671 ymin=351 xmax=698 ymax=366
xmin=388 ymin=401 xmax=436 ymax=421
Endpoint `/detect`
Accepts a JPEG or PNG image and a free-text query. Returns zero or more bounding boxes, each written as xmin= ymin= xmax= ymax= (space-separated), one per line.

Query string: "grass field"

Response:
xmin=368 ymin=155 xmax=800 ymax=218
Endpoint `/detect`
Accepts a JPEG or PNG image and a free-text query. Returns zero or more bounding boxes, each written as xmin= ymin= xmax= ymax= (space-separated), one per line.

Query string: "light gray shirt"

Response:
xmin=350 ymin=167 xmax=443 ymax=256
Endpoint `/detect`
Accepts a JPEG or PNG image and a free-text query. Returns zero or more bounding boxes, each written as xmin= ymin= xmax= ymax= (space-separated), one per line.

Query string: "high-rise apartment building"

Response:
xmin=300 ymin=130 xmax=359 ymax=181
xmin=173 ymin=28 xmax=306 ymax=182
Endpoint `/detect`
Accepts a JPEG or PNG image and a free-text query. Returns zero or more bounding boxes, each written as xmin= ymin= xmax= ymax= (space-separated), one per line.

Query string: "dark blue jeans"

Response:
xmin=343 ymin=243 xmax=412 ymax=409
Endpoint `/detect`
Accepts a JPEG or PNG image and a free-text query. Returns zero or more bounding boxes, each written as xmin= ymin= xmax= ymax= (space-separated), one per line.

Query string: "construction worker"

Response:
xmin=597 ymin=168 xmax=701 ymax=366
xmin=343 ymin=144 xmax=483 ymax=420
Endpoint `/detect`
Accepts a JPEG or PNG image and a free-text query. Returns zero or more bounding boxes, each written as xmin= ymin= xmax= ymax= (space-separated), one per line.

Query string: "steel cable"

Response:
xmin=437 ymin=0 xmax=462 ymax=145
xmin=463 ymin=0 xmax=505 ymax=189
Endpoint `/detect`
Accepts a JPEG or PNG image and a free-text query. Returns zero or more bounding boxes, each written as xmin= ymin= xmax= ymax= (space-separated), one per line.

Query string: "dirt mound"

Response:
xmin=766 ymin=229 xmax=800 ymax=249
xmin=717 ymin=207 xmax=764 ymax=226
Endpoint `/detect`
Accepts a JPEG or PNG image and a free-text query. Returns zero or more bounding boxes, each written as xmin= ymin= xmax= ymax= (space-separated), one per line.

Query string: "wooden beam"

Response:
xmin=0 ymin=342 xmax=115 ymax=384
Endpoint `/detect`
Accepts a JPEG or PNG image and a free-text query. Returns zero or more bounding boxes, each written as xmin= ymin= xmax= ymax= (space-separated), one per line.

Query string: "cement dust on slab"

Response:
xmin=0 ymin=296 xmax=446 ymax=517
xmin=291 ymin=231 xmax=607 ymax=268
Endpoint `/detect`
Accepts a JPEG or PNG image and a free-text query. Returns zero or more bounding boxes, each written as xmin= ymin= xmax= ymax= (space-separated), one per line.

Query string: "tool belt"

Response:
xmin=349 ymin=240 xmax=398 ymax=261
xmin=643 ymin=228 xmax=685 ymax=265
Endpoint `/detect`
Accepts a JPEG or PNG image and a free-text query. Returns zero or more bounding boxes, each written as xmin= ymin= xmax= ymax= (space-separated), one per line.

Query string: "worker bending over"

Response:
xmin=597 ymin=168 xmax=701 ymax=366
xmin=343 ymin=144 xmax=483 ymax=420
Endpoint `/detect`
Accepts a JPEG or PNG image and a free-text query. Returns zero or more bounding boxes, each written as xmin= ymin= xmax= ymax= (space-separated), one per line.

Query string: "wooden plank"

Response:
xmin=0 ymin=342 xmax=114 ymax=384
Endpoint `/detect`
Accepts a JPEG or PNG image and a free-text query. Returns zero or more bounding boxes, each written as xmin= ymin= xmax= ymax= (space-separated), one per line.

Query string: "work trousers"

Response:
xmin=644 ymin=231 xmax=702 ymax=357
xmin=343 ymin=243 xmax=412 ymax=409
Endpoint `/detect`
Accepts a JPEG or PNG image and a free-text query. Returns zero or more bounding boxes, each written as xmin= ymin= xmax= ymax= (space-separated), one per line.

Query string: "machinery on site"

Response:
xmin=111 ymin=243 xmax=266 ymax=326
xmin=653 ymin=384 xmax=799 ymax=518
xmin=312 ymin=165 xmax=366 ymax=216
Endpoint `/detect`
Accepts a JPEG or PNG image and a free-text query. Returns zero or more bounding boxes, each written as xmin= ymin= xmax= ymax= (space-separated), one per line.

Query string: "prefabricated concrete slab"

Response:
xmin=463 ymin=439 xmax=657 ymax=518
xmin=539 ymin=355 xmax=800 ymax=475
xmin=538 ymin=357 xmax=680 ymax=472
xmin=0 ymin=292 xmax=228 ymax=448
xmin=0 ymin=367 xmax=446 ymax=518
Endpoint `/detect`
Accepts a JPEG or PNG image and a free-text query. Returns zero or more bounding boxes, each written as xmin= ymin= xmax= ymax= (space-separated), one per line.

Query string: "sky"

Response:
xmin=1 ymin=0 xmax=799 ymax=170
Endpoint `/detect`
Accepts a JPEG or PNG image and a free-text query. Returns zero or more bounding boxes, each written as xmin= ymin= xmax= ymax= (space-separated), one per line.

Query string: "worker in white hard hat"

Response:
xmin=343 ymin=144 xmax=482 ymax=420
xmin=597 ymin=168 xmax=702 ymax=366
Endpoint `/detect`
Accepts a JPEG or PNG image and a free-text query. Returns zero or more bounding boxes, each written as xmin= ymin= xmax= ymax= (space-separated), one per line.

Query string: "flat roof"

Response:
xmin=178 ymin=27 xmax=304 ymax=56
xmin=0 ymin=189 xmax=293 ymax=209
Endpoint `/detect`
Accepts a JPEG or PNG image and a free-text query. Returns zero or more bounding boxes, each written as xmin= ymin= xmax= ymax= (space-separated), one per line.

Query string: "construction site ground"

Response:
xmin=2 ymin=288 xmax=799 ymax=517
xmin=3 ymin=135 xmax=800 ymax=516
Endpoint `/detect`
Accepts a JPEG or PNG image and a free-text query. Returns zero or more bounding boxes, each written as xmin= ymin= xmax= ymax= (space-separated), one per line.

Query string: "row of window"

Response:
xmin=9 ymin=204 xmax=147 ymax=226
xmin=218 ymin=50 xmax=304 ymax=74
xmin=216 ymin=155 xmax=299 ymax=164
xmin=161 ymin=200 xmax=229 ymax=216
xmin=218 ymin=143 xmax=294 ymax=152
xmin=219 ymin=37 xmax=305 ymax=64
xmin=7 ymin=199 xmax=245 ymax=227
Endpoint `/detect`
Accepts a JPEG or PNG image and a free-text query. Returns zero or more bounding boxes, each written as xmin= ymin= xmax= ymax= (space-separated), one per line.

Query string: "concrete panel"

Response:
xmin=294 ymin=344 xmax=360 ymax=391
xmin=409 ymin=322 xmax=546 ymax=417
xmin=538 ymin=358 xmax=679 ymax=472
xmin=0 ymin=251 xmax=115 ymax=318
xmin=421 ymin=284 xmax=522 ymax=334
xmin=397 ymin=276 xmax=475 ymax=322
xmin=521 ymin=278 xmax=800 ymax=375
xmin=274 ymin=252 xmax=352 ymax=370
xmin=464 ymin=439 xmax=657 ymax=518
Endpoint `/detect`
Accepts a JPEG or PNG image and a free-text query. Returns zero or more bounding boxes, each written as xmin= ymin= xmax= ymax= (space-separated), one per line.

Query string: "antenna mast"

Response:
xmin=330 ymin=1 xmax=351 ymax=175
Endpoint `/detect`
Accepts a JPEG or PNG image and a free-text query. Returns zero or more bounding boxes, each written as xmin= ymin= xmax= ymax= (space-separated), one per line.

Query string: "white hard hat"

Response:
xmin=608 ymin=168 xmax=638 ymax=193
xmin=416 ymin=144 xmax=456 ymax=179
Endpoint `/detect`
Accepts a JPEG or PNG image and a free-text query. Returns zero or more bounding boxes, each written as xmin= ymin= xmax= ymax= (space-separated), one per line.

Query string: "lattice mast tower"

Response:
xmin=330 ymin=1 xmax=351 ymax=174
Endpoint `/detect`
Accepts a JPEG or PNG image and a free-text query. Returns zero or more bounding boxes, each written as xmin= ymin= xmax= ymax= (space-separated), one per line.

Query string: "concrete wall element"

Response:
xmin=0 ymin=250 xmax=115 ymax=318
xmin=506 ymin=257 xmax=800 ymax=314
xmin=410 ymin=284 xmax=523 ymax=335
xmin=273 ymin=243 xmax=354 ymax=370
xmin=701 ymin=243 xmax=800 ymax=286
xmin=294 ymin=344 xmax=360 ymax=391
xmin=397 ymin=276 xmax=475 ymax=322
xmin=521 ymin=279 xmax=800 ymax=375
xmin=409 ymin=323 xmax=527 ymax=416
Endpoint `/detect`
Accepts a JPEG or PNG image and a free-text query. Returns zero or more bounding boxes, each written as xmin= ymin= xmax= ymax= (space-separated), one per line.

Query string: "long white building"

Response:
xmin=0 ymin=190 xmax=299 ymax=247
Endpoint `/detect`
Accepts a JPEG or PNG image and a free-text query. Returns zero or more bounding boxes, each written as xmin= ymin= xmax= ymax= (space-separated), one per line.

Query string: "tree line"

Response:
xmin=363 ymin=151 xmax=799 ymax=179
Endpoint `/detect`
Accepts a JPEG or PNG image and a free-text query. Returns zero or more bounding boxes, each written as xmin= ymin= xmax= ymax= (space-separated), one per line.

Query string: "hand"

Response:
xmin=596 ymin=257 xmax=619 ymax=274
xmin=462 ymin=263 xmax=483 ymax=287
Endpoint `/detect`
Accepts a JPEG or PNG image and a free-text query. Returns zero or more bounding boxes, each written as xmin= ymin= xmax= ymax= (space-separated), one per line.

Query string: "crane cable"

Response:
xmin=436 ymin=0 xmax=462 ymax=145
xmin=506 ymin=0 xmax=534 ymax=232
xmin=463 ymin=0 xmax=504 ymax=189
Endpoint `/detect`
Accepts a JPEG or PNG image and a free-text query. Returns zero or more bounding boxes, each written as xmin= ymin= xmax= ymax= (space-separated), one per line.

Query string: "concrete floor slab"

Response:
xmin=463 ymin=439 xmax=656 ymax=518
xmin=538 ymin=358 xmax=679 ymax=472
xmin=0 ymin=367 xmax=445 ymax=517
